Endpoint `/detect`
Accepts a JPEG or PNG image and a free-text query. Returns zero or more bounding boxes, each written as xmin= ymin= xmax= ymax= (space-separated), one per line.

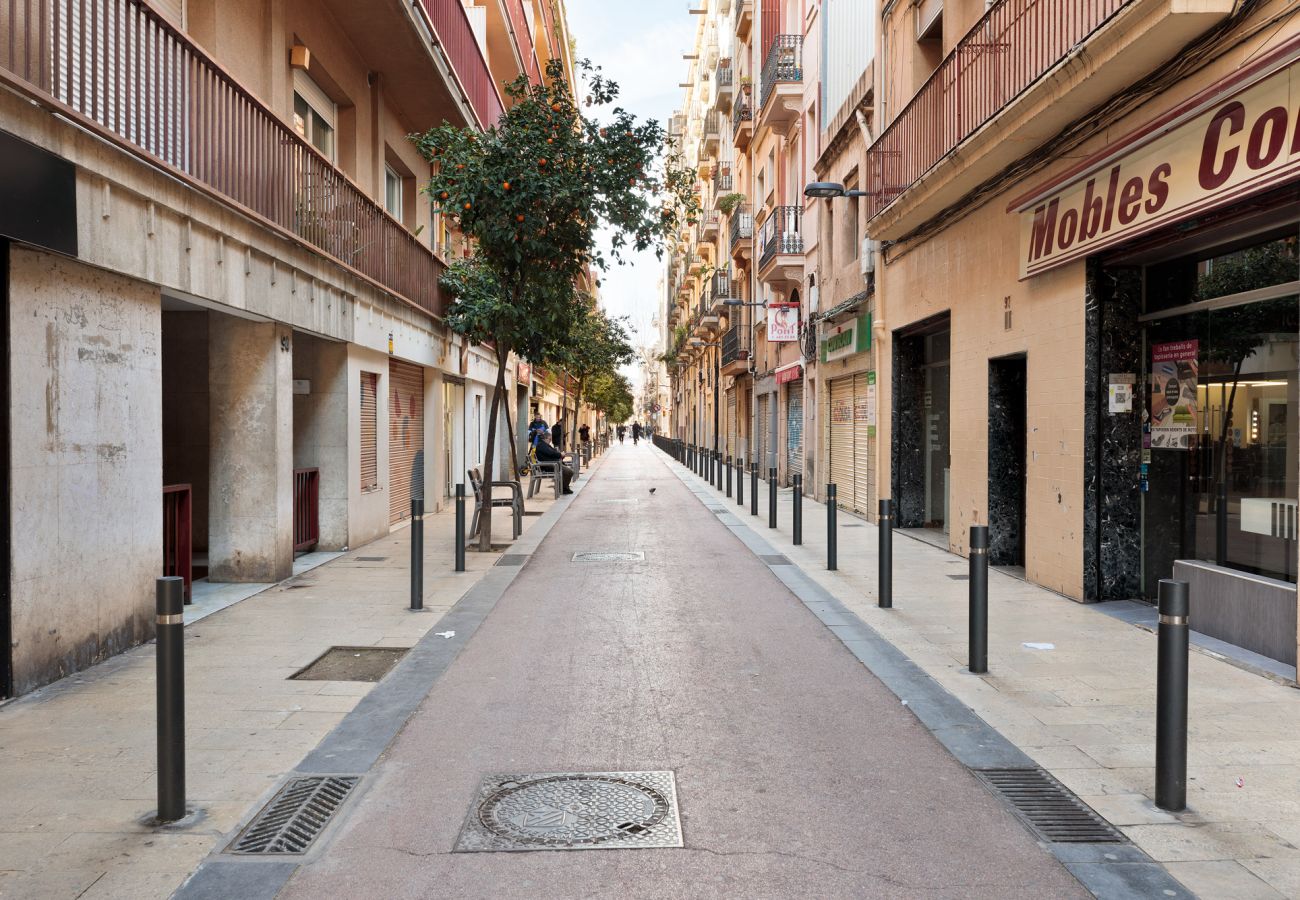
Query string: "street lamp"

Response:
xmin=804 ymin=182 xmax=870 ymax=199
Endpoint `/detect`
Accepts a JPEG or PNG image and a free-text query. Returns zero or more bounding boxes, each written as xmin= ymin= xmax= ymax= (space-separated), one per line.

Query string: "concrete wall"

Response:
xmin=8 ymin=248 xmax=161 ymax=695
xmin=293 ymin=333 xmax=349 ymax=549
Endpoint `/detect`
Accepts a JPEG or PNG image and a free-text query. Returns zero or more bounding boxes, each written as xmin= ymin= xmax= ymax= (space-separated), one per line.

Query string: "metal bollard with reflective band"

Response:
xmin=969 ymin=525 xmax=989 ymax=674
xmin=879 ymin=499 xmax=894 ymax=609
xmin=768 ymin=468 xmax=778 ymax=529
xmin=454 ymin=485 xmax=466 ymax=573
xmin=1156 ymin=579 xmax=1190 ymax=812
xmin=750 ymin=464 xmax=759 ymax=517
xmin=736 ymin=457 xmax=744 ymax=507
xmin=792 ymin=474 xmax=803 ymax=545
xmin=827 ymin=485 xmax=838 ymax=570
xmin=155 ymin=576 xmax=186 ymax=823
xmin=726 ymin=455 xmax=733 ymax=498
xmin=410 ymin=497 xmax=424 ymax=611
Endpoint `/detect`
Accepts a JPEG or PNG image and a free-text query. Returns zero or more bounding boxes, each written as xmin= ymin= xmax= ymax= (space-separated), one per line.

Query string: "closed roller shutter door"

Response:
xmin=785 ymin=377 xmax=803 ymax=485
xmin=388 ymin=359 xmax=425 ymax=524
xmin=756 ymin=394 xmax=769 ymax=475
xmin=852 ymin=373 xmax=873 ymax=515
xmin=828 ymin=376 xmax=855 ymax=511
xmin=726 ymin=388 xmax=737 ymax=461
xmin=360 ymin=372 xmax=379 ymax=492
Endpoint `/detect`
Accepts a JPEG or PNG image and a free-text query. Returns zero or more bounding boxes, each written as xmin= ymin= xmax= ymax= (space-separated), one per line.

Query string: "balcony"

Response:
xmin=702 ymin=111 xmax=723 ymax=159
xmin=734 ymin=0 xmax=754 ymax=41
xmin=0 ymin=0 xmax=455 ymax=319
xmin=721 ymin=325 xmax=751 ymax=377
xmin=733 ymin=83 xmax=754 ymax=152
xmin=714 ymin=60 xmax=735 ymax=113
xmin=713 ymin=161 xmax=734 ymax=195
xmin=757 ymin=206 xmax=803 ymax=285
xmin=864 ymin=0 xmax=1234 ymax=237
xmin=708 ymin=270 xmax=735 ymax=314
xmin=758 ymin=35 xmax=802 ymax=137
xmin=729 ymin=205 xmax=754 ymax=263
xmin=701 ymin=210 xmax=721 ymax=243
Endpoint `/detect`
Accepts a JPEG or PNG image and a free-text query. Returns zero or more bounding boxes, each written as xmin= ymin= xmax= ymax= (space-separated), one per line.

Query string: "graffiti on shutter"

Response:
xmin=388 ymin=360 xmax=425 ymax=524
xmin=785 ymin=377 xmax=803 ymax=485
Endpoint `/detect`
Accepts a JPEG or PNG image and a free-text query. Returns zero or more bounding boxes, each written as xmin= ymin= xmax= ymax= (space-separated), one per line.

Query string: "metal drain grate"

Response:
xmin=496 ymin=555 xmax=529 ymax=567
xmin=228 ymin=776 xmax=359 ymax=854
xmin=455 ymin=771 xmax=682 ymax=852
xmin=760 ymin=554 xmax=792 ymax=566
xmin=976 ymin=768 xmax=1125 ymax=843
xmin=572 ymin=551 xmax=645 ymax=562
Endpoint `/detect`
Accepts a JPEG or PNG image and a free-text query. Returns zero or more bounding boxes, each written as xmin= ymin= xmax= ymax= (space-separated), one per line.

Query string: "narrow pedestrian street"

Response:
xmin=271 ymin=444 xmax=1085 ymax=899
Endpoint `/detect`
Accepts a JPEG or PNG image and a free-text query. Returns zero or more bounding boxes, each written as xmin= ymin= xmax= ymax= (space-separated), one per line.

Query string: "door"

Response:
xmin=756 ymin=394 xmax=769 ymax=476
xmin=828 ymin=376 xmax=855 ymax=511
xmin=988 ymin=356 xmax=1027 ymax=567
xmin=388 ymin=359 xmax=425 ymax=524
xmin=852 ymin=372 xmax=874 ymax=515
xmin=785 ymin=377 xmax=803 ymax=485
xmin=442 ymin=380 xmax=464 ymax=499
xmin=727 ymin=388 xmax=737 ymax=460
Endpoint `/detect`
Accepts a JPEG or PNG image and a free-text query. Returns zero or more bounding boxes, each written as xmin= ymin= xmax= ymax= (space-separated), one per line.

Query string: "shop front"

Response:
xmin=1014 ymin=41 xmax=1300 ymax=666
xmin=819 ymin=312 xmax=876 ymax=515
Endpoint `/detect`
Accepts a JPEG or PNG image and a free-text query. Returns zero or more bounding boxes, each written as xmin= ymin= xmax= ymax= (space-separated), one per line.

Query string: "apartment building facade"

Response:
xmin=0 ymin=0 xmax=575 ymax=698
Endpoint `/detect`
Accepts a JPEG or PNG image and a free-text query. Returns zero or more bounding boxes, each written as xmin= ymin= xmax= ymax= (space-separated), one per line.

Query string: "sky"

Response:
xmin=566 ymin=0 xmax=696 ymax=392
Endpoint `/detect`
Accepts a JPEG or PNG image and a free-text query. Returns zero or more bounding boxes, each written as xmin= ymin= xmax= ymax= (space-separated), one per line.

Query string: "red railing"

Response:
xmin=163 ymin=484 xmax=192 ymax=602
xmin=294 ymin=468 xmax=320 ymax=552
xmin=503 ymin=0 xmax=541 ymax=84
xmin=417 ymin=0 xmax=506 ymax=125
xmin=865 ymin=0 xmax=1132 ymax=219
xmin=0 ymin=0 xmax=449 ymax=318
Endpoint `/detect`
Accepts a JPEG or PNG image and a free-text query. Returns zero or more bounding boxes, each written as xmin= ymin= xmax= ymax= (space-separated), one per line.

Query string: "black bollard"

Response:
xmin=1156 ymin=579 xmax=1190 ymax=812
xmin=792 ymin=474 xmax=803 ymax=545
xmin=726 ymin=455 xmax=733 ymax=498
xmin=410 ymin=497 xmax=424 ymax=611
xmin=156 ymin=576 xmax=186 ymax=822
xmin=750 ymin=463 xmax=759 ymax=517
xmin=969 ymin=525 xmax=989 ymax=674
xmin=827 ymin=484 xmax=838 ymax=570
xmin=454 ymin=484 xmax=466 ymax=573
xmin=879 ymin=499 xmax=894 ymax=609
xmin=768 ymin=467 xmax=777 ymax=529
xmin=736 ymin=457 xmax=744 ymax=507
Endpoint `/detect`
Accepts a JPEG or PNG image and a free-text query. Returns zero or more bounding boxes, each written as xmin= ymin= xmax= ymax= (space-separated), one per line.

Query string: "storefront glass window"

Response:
xmin=1142 ymin=233 xmax=1299 ymax=592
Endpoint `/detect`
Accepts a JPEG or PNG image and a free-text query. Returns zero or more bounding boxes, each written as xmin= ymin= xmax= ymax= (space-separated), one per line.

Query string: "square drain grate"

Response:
xmin=571 ymin=551 xmax=645 ymax=562
xmin=455 ymin=771 xmax=682 ymax=852
xmin=496 ymin=554 xmax=529 ymax=567
xmin=976 ymin=768 xmax=1125 ymax=844
xmin=291 ymin=647 xmax=409 ymax=682
xmin=228 ymin=776 xmax=359 ymax=855
xmin=760 ymin=554 xmax=792 ymax=566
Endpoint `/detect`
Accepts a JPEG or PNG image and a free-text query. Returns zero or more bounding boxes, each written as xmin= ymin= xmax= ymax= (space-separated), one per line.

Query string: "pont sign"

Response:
xmin=1015 ymin=51 xmax=1300 ymax=278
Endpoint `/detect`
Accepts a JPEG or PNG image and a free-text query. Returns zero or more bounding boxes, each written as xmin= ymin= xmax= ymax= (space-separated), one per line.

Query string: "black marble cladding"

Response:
xmin=892 ymin=329 xmax=926 ymax=528
xmin=989 ymin=356 xmax=1027 ymax=567
xmin=1084 ymin=260 xmax=1144 ymax=602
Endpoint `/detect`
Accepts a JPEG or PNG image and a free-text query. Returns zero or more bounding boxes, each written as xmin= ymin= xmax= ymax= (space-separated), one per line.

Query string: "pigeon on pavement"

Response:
xmin=649 ymin=487 xmax=657 ymax=495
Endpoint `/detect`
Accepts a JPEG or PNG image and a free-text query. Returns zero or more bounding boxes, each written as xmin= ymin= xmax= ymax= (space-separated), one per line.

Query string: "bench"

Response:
xmin=528 ymin=458 xmax=564 ymax=499
xmin=468 ymin=467 xmax=523 ymax=539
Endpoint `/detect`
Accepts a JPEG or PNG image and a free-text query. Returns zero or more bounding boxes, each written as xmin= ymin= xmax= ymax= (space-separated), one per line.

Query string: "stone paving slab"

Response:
xmin=0 ymin=472 xmax=567 ymax=900
xmin=689 ymin=455 xmax=1300 ymax=900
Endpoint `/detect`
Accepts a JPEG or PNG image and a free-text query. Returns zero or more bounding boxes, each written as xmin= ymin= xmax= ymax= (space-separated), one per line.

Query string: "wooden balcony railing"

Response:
xmin=0 ymin=0 xmax=457 ymax=318
xmin=419 ymin=0 xmax=507 ymax=126
xmin=501 ymin=0 xmax=541 ymax=83
xmin=865 ymin=0 xmax=1132 ymax=220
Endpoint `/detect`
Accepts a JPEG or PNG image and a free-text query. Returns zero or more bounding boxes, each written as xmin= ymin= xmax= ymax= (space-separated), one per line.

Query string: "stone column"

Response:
xmin=208 ymin=317 xmax=293 ymax=583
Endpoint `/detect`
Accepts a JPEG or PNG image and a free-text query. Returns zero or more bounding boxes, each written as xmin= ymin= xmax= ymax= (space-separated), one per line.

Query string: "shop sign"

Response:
xmin=776 ymin=363 xmax=803 ymax=385
xmin=820 ymin=314 xmax=872 ymax=363
xmin=865 ymin=370 xmax=877 ymax=439
xmin=1150 ymin=341 xmax=1199 ymax=450
xmin=517 ymin=361 xmax=531 ymax=383
xmin=1015 ymin=51 xmax=1300 ymax=278
xmin=768 ymin=304 xmax=800 ymax=342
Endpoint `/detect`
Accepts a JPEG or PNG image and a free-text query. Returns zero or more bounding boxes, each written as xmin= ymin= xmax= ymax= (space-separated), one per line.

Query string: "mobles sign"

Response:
xmin=1015 ymin=48 xmax=1300 ymax=278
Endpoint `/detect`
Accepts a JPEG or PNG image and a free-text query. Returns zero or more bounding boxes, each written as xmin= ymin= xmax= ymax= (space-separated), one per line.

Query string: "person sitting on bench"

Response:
xmin=535 ymin=429 xmax=574 ymax=494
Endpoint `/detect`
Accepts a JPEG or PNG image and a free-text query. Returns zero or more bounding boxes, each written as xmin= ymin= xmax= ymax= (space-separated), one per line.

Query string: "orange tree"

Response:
xmin=414 ymin=59 xmax=696 ymax=549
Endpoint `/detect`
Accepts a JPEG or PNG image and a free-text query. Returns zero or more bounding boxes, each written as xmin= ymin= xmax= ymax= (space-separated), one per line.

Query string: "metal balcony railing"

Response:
xmin=713 ymin=158 xmax=734 ymax=193
xmin=704 ymin=111 xmax=723 ymax=138
xmin=730 ymin=204 xmax=754 ymax=251
xmin=758 ymin=206 xmax=802 ymax=269
xmin=865 ymin=0 xmax=1132 ymax=219
xmin=710 ymin=270 xmax=732 ymax=301
xmin=0 ymin=0 xmax=458 ymax=318
xmin=733 ymin=83 xmax=754 ymax=131
xmin=722 ymin=325 xmax=750 ymax=368
xmin=760 ymin=35 xmax=803 ymax=108
xmin=716 ymin=60 xmax=734 ymax=88
xmin=701 ymin=209 xmax=721 ymax=232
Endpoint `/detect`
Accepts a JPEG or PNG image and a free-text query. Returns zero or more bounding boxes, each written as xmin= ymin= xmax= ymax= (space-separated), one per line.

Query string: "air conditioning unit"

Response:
xmin=860 ymin=238 xmax=879 ymax=275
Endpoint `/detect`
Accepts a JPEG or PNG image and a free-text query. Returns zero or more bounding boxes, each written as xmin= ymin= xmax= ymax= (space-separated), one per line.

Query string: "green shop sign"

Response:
xmin=820 ymin=314 xmax=871 ymax=363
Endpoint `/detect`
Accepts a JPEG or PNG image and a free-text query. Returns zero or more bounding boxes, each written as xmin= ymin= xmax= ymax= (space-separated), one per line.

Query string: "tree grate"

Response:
xmin=228 ymin=776 xmax=359 ymax=855
xmin=976 ymin=768 xmax=1125 ymax=843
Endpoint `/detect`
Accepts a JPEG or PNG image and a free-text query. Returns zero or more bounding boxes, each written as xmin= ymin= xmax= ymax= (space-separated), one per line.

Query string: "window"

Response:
xmin=384 ymin=164 xmax=403 ymax=220
xmin=845 ymin=174 xmax=859 ymax=260
xmin=293 ymin=71 xmax=336 ymax=162
xmin=360 ymin=372 xmax=379 ymax=491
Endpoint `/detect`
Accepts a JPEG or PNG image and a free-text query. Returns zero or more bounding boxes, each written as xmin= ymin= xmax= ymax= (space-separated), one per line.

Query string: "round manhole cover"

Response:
xmin=478 ymin=775 xmax=669 ymax=846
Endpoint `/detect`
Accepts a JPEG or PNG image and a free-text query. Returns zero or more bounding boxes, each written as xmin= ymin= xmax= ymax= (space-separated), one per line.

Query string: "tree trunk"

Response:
xmin=503 ymin=389 xmax=521 ymax=480
xmin=478 ymin=348 xmax=509 ymax=552
xmin=573 ymin=376 xmax=585 ymax=454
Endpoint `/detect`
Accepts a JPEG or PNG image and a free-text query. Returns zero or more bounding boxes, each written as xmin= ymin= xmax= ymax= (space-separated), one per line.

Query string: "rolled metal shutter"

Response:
xmin=726 ymin=388 xmax=737 ymax=460
xmin=756 ymin=394 xmax=768 ymax=475
xmin=360 ymin=372 xmax=379 ymax=492
xmin=388 ymin=359 xmax=425 ymax=524
xmin=853 ymin=373 xmax=873 ymax=515
xmin=828 ymin=376 xmax=855 ymax=511
xmin=785 ymin=377 xmax=803 ymax=485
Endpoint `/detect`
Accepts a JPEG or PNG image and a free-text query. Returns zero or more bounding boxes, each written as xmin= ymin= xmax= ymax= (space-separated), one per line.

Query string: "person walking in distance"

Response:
xmin=617 ymin=424 xmax=626 ymax=445
xmin=631 ymin=421 xmax=642 ymax=445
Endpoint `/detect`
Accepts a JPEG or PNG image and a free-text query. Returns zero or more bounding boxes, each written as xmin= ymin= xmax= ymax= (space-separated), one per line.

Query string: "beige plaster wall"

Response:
xmin=8 ymin=249 xmax=162 ymax=695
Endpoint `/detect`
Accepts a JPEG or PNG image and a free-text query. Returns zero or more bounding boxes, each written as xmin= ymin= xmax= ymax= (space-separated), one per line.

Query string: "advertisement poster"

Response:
xmin=1150 ymin=340 xmax=1199 ymax=449
xmin=768 ymin=304 xmax=800 ymax=342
